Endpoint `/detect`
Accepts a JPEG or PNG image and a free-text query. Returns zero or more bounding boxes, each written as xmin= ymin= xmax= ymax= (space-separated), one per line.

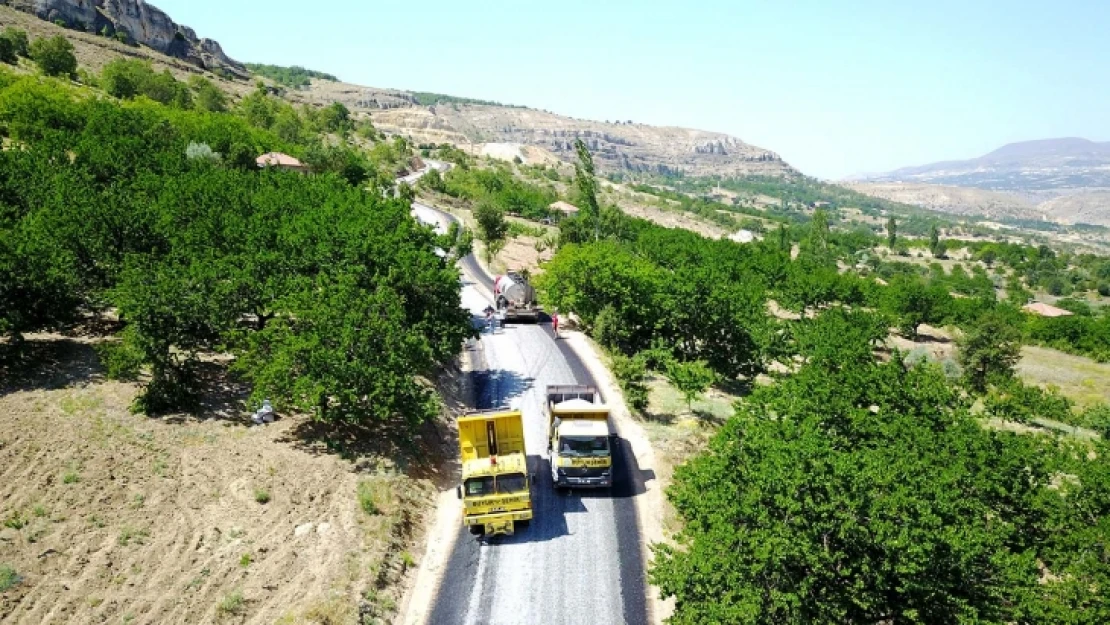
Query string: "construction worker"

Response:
xmin=551 ymin=311 xmax=560 ymax=339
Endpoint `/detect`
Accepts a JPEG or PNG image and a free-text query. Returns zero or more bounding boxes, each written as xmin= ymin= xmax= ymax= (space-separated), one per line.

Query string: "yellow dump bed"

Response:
xmin=458 ymin=409 xmax=526 ymax=463
xmin=546 ymin=385 xmax=610 ymax=424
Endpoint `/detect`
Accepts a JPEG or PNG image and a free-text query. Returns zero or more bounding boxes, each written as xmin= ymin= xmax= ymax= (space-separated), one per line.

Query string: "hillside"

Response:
xmin=0 ymin=5 xmax=253 ymax=96
xmin=0 ymin=0 xmax=245 ymax=77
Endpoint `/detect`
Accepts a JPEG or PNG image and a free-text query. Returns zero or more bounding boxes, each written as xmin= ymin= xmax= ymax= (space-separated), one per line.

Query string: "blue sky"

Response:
xmin=158 ymin=0 xmax=1108 ymax=179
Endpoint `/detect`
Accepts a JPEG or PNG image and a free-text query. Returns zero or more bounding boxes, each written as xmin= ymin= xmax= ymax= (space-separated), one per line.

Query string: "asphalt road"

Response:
xmin=411 ymin=204 xmax=649 ymax=625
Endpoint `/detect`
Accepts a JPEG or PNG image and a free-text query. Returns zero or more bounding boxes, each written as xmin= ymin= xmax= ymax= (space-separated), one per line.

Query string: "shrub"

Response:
xmin=3 ymin=510 xmax=27 ymax=530
xmin=983 ymin=379 xmax=1073 ymax=426
xmin=0 ymin=564 xmax=20 ymax=592
xmin=664 ymin=359 xmax=717 ymax=410
xmin=610 ymin=352 xmax=649 ymax=412
xmin=216 ymin=590 xmax=245 ymax=616
xmin=0 ymin=37 xmax=14 ymax=65
xmin=29 ymin=35 xmax=77 ymax=77
xmin=253 ymin=488 xmax=270 ymax=504
xmin=62 ymin=470 xmax=80 ymax=484
xmin=95 ymin=328 xmax=146 ymax=380
xmin=357 ymin=478 xmax=392 ymax=516
xmin=1 ymin=28 xmax=29 ymax=57
xmin=186 ymin=142 xmax=221 ymax=162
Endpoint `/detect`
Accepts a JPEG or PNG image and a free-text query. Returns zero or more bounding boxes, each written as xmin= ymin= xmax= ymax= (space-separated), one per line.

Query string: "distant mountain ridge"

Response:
xmin=858 ymin=137 xmax=1110 ymax=191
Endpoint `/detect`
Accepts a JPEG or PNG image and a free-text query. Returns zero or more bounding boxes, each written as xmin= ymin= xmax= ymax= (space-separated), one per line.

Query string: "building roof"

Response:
xmin=256 ymin=152 xmax=305 ymax=168
xmin=1022 ymin=302 xmax=1075 ymax=318
xmin=549 ymin=201 xmax=580 ymax=214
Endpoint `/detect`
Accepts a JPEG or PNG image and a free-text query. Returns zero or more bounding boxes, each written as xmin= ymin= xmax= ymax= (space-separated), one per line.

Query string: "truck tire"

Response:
xmin=469 ymin=525 xmax=483 ymax=536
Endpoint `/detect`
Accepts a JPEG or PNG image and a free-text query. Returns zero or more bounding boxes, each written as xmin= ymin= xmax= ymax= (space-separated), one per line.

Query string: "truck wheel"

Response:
xmin=469 ymin=525 xmax=483 ymax=536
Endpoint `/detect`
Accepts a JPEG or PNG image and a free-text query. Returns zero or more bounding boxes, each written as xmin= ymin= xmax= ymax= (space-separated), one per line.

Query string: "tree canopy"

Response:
xmin=0 ymin=68 xmax=472 ymax=424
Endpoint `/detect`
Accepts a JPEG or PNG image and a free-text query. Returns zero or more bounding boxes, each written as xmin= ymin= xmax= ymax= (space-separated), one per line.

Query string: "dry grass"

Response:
xmin=1017 ymin=345 xmax=1110 ymax=408
xmin=637 ymin=374 xmax=743 ymax=533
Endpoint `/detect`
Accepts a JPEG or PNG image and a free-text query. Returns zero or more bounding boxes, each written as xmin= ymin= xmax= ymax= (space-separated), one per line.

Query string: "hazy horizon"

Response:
xmin=157 ymin=0 xmax=1110 ymax=180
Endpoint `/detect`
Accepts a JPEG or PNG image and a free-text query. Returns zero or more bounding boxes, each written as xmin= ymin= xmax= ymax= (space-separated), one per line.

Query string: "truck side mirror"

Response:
xmin=456 ymin=486 xmax=462 ymax=500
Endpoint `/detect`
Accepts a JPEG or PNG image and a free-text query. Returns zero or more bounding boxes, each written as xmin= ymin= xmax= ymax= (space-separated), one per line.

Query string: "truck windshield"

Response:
xmin=560 ymin=436 xmax=609 ymax=457
xmin=464 ymin=476 xmax=495 ymax=497
xmin=496 ymin=473 xmax=528 ymax=493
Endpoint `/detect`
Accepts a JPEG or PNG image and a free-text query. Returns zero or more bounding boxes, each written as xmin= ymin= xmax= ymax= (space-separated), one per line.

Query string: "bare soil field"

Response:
xmin=0 ymin=334 xmax=459 ymax=625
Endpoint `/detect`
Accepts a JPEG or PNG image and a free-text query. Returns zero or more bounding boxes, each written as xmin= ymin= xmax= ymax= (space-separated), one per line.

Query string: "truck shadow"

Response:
xmin=576 ymin=437 xmax=655 ymax=500
xmin=475 ymin=454 xmax=595 ymax=546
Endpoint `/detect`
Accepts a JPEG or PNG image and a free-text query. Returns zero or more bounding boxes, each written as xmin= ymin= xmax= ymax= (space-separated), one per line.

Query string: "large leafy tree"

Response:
xmin=958 ymin=309 xmax=1023 ymax=393
xmin=651 ymin=338 xmax=1081 ymax=624
xmin=884 ymin=274 xmax=950 ymax=339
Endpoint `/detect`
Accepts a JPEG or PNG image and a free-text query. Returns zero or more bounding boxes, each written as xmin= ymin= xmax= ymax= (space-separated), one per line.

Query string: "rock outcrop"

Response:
xmin=0 ymin=0 xmax=246 ymax=77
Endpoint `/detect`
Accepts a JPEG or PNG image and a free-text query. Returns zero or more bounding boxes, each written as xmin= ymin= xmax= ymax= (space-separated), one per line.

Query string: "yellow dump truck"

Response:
xmin=456 ymin=410 xmax=534 ymax=536
xmin=546 ymin=385 xmax=616 ymax=489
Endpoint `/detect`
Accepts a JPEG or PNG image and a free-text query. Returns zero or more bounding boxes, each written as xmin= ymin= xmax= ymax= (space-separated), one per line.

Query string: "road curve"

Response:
xmin=411 ymin=204 xmax=649 ymax=625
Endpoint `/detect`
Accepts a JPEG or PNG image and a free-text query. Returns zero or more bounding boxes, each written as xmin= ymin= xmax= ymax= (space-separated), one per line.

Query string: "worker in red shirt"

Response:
xmin=551 ymin=311 xmax=560 ymax=339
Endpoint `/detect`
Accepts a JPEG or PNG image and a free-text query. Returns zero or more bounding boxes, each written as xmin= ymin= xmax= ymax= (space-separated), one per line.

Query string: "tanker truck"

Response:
xmin=546 ymin=385 xmax=617 ymax=490
xmin=493 ymin=272 xmax=539 ymax=323
xmin=456 ymin=409 xmax=534 ymax=536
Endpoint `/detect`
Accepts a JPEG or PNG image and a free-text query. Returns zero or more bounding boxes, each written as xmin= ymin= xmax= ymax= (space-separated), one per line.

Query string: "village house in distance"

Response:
xmin=256 ymin=152 xmax=309 ymax=173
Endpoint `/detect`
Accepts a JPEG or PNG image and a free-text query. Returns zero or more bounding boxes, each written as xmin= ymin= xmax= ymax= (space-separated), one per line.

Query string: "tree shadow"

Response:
xmin=715 ymin=376 xmax=755 ymax=397
xmin=149 ymin=359 xmax=254 ymax=426
xmin=279 ymin=415 xmax=452 ymax=481
xmin=274 ymin=362 xmax=472 ymax=483
xmin=473 ymin=368 xmax=534 ymax=411
xmin=641 ymin=410 xmax=677 ymax=425
xmin=0 ymin=337 xmax=105 ymax=397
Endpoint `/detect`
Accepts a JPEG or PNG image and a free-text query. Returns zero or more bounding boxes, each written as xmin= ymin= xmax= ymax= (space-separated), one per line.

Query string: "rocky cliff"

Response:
xmin=338 ymin=95 xmax=794 ymax=178
xmin=0 ymin=0 xmax=246 ymax=77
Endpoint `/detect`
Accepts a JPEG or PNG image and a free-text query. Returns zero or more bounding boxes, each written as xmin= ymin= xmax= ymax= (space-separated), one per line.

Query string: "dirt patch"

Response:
xmin=0 ymin=334 xmax=454 ymax=624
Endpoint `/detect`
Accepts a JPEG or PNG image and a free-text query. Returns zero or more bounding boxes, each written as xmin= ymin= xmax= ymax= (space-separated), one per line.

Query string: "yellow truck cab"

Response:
xmin=456 ymin=410 xmax=534 ymax=536
xmin=546 ymin=385 xmax=616 ymax=489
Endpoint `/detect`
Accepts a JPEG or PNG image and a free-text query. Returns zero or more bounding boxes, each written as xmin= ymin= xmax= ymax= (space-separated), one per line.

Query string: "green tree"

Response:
xmin=930 ymin=224 xmax=945 ymax=258
xmin=573 ymin=139 xmax=600 ymax=241
xmin=651 ymin=354 xmax=1067 ymax=624
xmin=664 ymin=359 xmax=717 ymax=410
xmin=420 ymin=167 xmax=445 ymax=192
xmin=189 ymin=75 xmax=227 ymax=112
xmin=29 ymin=35 xmax=77 ymax=77
xmin=886 ymin=215 xmax=897 ymax=249
xmin=1 ymin=28 xmax=29 ymax=58
xmin=884 ymin=275 xmax=949 ymax=339
xmin=806 ymin=207 xmax=830 ymax=255
xmin=958 ymin=310 xmax=1023 ymax=393
xmin=0 ymin=36 xmax=14 ymax=65
xmin=474 ymin=201 xmax=508 ymax=265
xmin=316 ymin=101 xmax=351 ymax=134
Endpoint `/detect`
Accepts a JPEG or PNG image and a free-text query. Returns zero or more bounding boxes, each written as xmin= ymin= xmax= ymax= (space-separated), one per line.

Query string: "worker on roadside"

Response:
xmin=551 ymin=311 xmax=560 ymax=339
xmin=484 ymin=306 xmax=495 ymax=334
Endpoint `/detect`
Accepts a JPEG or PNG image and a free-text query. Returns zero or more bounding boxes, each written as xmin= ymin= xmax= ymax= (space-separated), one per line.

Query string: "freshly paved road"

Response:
xmin=411 ymin=204 xmax=649 ymax=625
